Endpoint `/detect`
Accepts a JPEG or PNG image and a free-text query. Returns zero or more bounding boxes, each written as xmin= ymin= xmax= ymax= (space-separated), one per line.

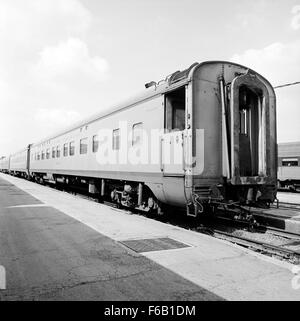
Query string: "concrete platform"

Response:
xmin=250 ymin=193 xmax=300 ymax=234
xmin=0 ymin=176 xmax=220 ymax=301
xmin=0 ymin=173 xmax=300 ymax=301
xmin=277 ymin=191 xmax=300 ymax=204
xmin=252 ymin=209 xmax=300 ymax=234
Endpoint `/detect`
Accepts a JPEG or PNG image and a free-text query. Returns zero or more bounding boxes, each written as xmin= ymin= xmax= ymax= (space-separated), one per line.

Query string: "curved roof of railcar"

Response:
xmin=278 ymin=142 xmax=300 ymax=158
xmin=30 ymin=60 xmax=275 ymax=147
xmin=10 ymin=146 xmax=30 ymax=158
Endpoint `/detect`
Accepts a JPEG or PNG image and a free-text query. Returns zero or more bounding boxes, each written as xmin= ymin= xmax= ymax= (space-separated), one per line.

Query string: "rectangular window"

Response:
xmin=69 ymin=141 xmax=75 ymax=156
xmin=41 ymin=151 xmax=45 ymax=160
xmin=239 ymin=109 xmax=248 ymax=135
xmin=92 ymin=135 xmax=99 ymax=153
xmin=56 ymin=146 xmax=60 ymax=158
xmin=112 ymin=129 xmax=120 ymax=150
xmin=132 ymin=122 xmax=143 ymax=146
xmin=165 ymin=87 xmax=186 ymax=132
xmin=37 ymin=153 xmax=40 ymax=161
xmin=80 ymin=138 xmax=88 ymax=154
xmin=46 ymin=149 xmax=50 ymax=159
xmin=282 ymin=158 xmax=299 ymax=167
xmin=52 ymin=147 xmax=56 ymax=158
xmin=63 ymin=143 xmax=68 ymax=157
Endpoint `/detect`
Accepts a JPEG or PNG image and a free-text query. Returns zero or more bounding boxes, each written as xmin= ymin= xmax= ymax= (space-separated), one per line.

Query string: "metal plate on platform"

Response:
xmin=120 ymin=237 xmax=190 ymax=253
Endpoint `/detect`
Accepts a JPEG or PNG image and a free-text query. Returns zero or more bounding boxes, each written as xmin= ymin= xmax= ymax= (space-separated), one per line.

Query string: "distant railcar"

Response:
xmin=278 ymin=142 xmax=300 ymax=192
xmin=3 ymin=61 xmax=278 ymax=216
xmin=9 ymin=145 xmax=31 ymax=178
xmin=0 ymin=156 xmax=10 ymax=173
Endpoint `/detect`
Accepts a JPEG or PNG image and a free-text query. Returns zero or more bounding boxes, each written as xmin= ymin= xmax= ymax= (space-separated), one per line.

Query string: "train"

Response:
xmin=0 ymin=61 xmax=278 ymax=216
xmin=278 ymin=142 xmax=300 ymax=192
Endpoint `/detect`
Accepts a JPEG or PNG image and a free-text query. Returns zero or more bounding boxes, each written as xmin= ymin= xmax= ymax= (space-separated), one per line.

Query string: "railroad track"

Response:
xmin=10 ymin=175 xmax=300 ymax=265
xmin=265 ymin=226 xmax=300 ymax=239
xmin=277 ymin=188 xmax=300 ymax=194
xmin=271 ymin=201 xmax=300 ymax=211
xmin=209 ymin=229 xmax=300 ymax=264
xmin=48 ymin=182 xmax=300 ymax=264
xmin=192 ymin=212 xmax=300 ymax=264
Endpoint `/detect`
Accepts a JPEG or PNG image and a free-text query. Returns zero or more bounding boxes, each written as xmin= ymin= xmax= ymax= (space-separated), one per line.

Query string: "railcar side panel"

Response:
xmin=10 ymin=147 xmax=30 ymax=175
xmin=278 ymin=143 xmax=300 ymax=190
xmin=30 ymin=94 xmax=188 ymax=206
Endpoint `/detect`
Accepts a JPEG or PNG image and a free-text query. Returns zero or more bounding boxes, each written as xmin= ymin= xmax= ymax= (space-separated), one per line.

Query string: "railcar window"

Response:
xmin=80 ymin=138 xmax=88 ymax=154
xmin=52 ymin=148 xmax=56 ymax=158
xmin=132 ymin=123 xmax=143 ymax=146
xmin=56 ymin=146 xmax=60 ymax=158
xmin=112 ymin=129 xmax=120 ymax=150
xmin=165 ymin=87 xmax=186 ymax=132
xmin=92 ymin=135 xmax=99 ymax=153
xmin=69 ymin=141 xmax=75 ymax=156
xmin=282 ymin=159 xmax=299 ymax=167
xmin=239 ymin=109 xmax=248 ymax=135
xmin=63 ymin=144 xmax=68 ymax=157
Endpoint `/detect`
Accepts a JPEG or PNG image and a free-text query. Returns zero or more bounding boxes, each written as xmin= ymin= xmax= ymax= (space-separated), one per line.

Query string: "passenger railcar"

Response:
xmin=278 ymin=142 xmax=300 ymax=192
xmin=2 ymin=61 xmax=278 ymax=216
xmin=9 ymin=146 xmax=31 ymax=178
xmin=0 ymin=156 xmax=10 ymax=173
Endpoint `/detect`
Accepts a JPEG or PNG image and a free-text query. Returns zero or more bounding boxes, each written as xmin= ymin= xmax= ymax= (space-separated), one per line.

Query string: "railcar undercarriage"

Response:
xmin=30 ymin=172 xmax=165 ymax=215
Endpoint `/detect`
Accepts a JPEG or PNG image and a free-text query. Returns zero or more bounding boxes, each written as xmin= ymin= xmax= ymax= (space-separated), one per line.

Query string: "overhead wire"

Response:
xmin=274 ymin=81 xmax=300 ymax=89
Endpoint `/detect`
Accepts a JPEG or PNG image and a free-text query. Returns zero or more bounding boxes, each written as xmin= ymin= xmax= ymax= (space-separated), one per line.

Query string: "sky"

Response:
xmin=0 ymin=0 xmax=300 ymax=156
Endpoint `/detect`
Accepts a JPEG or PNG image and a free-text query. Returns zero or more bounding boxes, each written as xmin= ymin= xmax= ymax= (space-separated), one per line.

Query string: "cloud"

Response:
xmin=33 ymin=38 xmax=109 ymax=84
xmin=0 ymin=0 xmax=109 ymax=155
xmin=234 ymin=0 xmax=270 ymax=29
xmin=291 ymin=5 xmax=300 ymax=30
xmin=0 ymin=0 xmax=91 ymax=43
xmin=231 ymin=40 xmax=300 ymax=143
xmin=0 ymin=0 xmax=98 ymax=82
xmin=0 ymin=0 xmax=92 ymax=76
xmin=34 ymin=108 xmax=82 ymax=133
xmin=231 ymin=41 xmax=300 ymax=85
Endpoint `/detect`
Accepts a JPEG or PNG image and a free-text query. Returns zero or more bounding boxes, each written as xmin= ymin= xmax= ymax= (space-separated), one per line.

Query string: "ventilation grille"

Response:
xmin=193 ymin=186 xmax=211 ymax=198
xmin=120 ymin=237 xmax=190 ymax=253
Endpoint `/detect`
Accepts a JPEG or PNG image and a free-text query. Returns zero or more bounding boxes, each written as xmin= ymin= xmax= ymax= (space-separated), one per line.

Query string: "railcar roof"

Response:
xmin=28 ymin=60 xmax=273 ymax=147
xmin=278 ymin=142 xmax=300 ymax=157
xmin=31 ymin=63 xmax=198 ymax=146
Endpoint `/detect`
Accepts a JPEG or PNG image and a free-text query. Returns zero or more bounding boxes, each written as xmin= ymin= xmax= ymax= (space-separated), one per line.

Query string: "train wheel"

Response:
xmin=147 ymin=197 xmax=164 ymax=216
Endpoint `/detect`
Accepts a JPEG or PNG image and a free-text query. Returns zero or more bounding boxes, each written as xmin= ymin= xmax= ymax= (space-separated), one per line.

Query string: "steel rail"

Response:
xmin=271 ymin=202 xmax=300 ymax=211
xmin=211 ymin=229 xmax=300 ymax=261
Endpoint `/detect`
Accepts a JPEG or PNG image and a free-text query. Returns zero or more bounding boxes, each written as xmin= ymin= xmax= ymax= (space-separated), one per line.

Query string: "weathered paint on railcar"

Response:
xmin=190 ymin=62 xmax=277 ymax=207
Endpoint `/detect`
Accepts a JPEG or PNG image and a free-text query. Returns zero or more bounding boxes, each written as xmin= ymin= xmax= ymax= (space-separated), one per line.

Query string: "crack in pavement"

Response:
xmin=0 ymin=266 xmax=161 ymax=300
